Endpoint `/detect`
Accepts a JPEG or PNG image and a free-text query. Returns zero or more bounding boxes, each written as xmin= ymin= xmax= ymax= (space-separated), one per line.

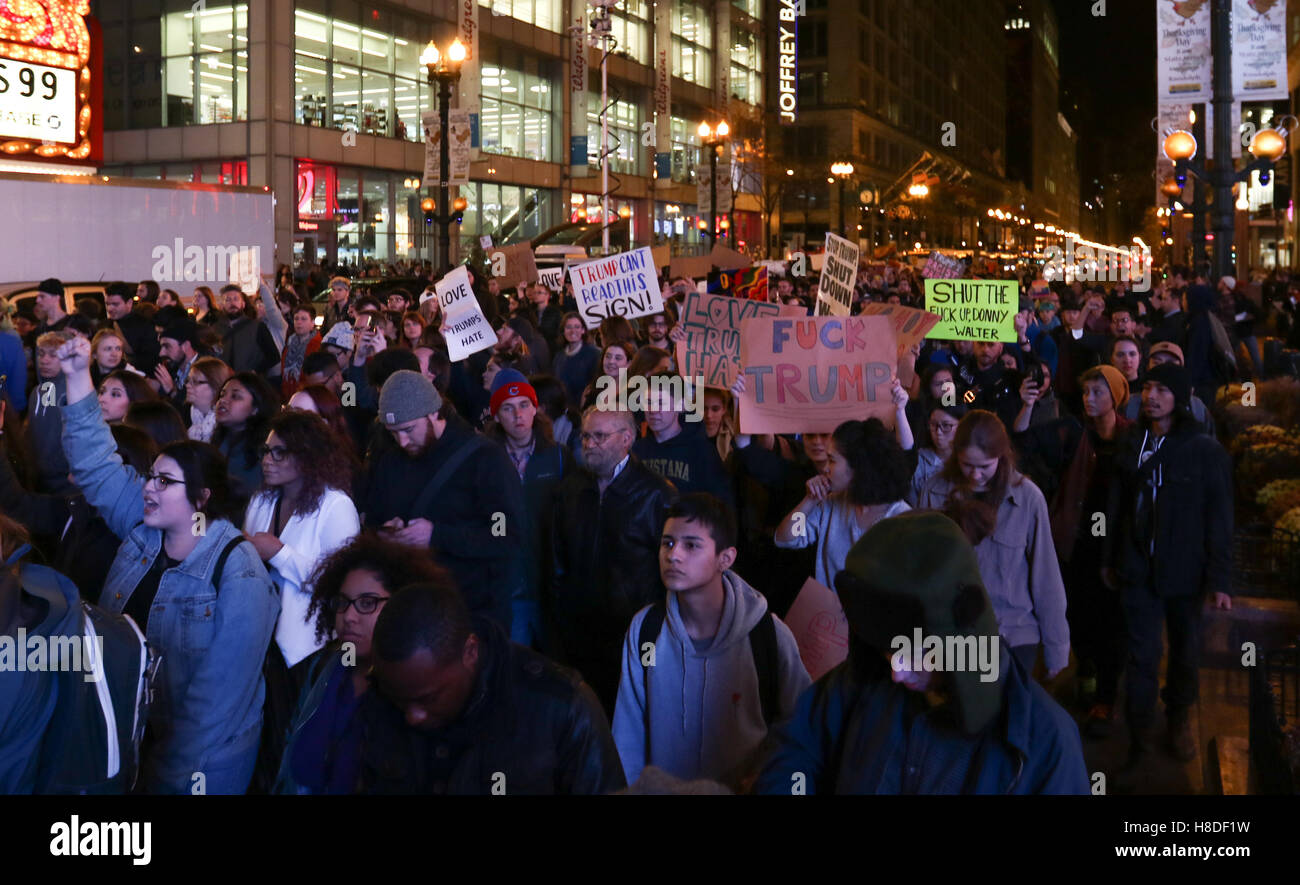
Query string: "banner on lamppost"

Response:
xmin=570 ymin=14 xmax=589 ymax=174
xmin=422 ymin=111 xmax=440 ymax=185
xmin=457 ymin=0 xmax=481 ymax=151
xmin=1232 ymin=0 xmax=1288 ymax=102
xmin=422 ymin=110 xmax=471 ymax=186
xmin=1156 ymin=0 xmax=1211 ymax=104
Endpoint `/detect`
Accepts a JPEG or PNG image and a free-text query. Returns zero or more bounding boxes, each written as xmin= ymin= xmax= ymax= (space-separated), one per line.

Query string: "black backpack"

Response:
xmin=636 ymin=602 xmax=780 ymax=740
xmin=21 ymin=560 xmax=158 ymax=794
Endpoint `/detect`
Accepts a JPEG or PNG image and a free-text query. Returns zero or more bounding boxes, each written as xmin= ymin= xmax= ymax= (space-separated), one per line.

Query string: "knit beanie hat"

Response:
xmin=1143 ymin=362 xmax=1191 ymax=412
xmin=489 ymin=368 xmax=538 ymax=416
xmin=1085 ymin=364 xmax=1130 ymax=411
xmin=834 ymin=511 xmax=1004 ymax=735
xmin=378 ymin=369 xmax=443 ymax=425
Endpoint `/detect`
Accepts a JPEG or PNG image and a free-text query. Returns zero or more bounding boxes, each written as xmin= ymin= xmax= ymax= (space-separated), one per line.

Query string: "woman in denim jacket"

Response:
xmin=56 ymin=335 xmax=279 ymax=795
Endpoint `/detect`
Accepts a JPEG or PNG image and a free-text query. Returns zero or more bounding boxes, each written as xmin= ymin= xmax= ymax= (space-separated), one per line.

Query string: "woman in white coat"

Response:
xmin=242 ymin=409 xmax=360 ymax=668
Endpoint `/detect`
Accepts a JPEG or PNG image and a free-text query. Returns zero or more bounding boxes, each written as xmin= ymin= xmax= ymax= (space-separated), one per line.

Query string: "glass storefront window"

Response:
xmin=159 ymin=2 xmax=248 ymax=125
xmin=609 ymin=0 xmax=650 ymax=66
xmin=588 ymin=99 xmax=642 ymax=175
xmin=731 ymin=0 xmax=762 ymax=18
xmin=729 ymin=27 xmax=761 ymax=106
xmin=670 ymin=114 xmax=699 ymax=184
xmin=293 ymin=4 xmax=425 ymax=142
xmin=460 ymin=183 xmax=556 ymax=250
xmin=480 ymin=53 xmax=555 ymax=161
xmin=481 ymin=0 xmax=562 ymax=34
xmin=671 ymin=0 xmax=711 ymax=87
xmin=654 ymin=202 xmax=704 ymax=252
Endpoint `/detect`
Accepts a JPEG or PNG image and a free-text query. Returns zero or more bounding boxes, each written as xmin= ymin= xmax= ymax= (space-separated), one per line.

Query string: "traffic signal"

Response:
xmin=421 ymin=197 xmax=435 ymax=226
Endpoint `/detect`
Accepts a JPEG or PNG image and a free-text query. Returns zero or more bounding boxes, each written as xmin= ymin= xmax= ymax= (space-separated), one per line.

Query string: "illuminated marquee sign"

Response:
xmin=0 ymin=0 xmax=95 ymax=161
xmin=777 ymin=0 xmax=797 ymax=124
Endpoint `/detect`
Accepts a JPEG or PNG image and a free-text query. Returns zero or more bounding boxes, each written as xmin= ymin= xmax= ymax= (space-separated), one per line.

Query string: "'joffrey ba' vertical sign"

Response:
xmin=777 ymin=0 xmax=798 ymax=124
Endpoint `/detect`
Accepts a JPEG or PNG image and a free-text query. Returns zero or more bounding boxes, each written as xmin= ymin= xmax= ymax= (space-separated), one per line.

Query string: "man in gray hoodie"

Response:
xmin=612 ymin=493 xmax=810 ymax=789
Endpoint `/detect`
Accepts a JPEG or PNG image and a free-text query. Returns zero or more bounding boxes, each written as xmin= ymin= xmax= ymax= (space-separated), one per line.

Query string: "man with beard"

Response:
xmin=550 ymin=407 xmax=676 ymax=713
xmin=218 ymin=285 xmax=281 ymax=375
xmin=362 ymin=370 xmax=523 ymax=633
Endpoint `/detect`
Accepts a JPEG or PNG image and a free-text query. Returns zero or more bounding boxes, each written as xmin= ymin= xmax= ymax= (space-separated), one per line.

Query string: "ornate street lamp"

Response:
xmin=420 ymin=38 xmax=466 ymax=272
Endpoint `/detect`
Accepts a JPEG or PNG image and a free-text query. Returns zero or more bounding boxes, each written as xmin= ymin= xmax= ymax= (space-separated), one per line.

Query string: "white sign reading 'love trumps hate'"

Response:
xmin=436 ymin=265 xmax=497 ymax=360
xmin=567 ymin=246 xmax=663 ymax=329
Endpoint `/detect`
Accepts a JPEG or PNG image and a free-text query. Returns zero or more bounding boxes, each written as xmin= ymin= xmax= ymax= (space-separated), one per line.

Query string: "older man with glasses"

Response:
xmin=549 ymin=406 xmax=678 ymax=715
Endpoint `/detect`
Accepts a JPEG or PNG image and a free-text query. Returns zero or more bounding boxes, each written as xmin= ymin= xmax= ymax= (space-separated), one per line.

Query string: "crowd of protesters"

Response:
xmin=1 ymin=250 xmax=1294 ymax=796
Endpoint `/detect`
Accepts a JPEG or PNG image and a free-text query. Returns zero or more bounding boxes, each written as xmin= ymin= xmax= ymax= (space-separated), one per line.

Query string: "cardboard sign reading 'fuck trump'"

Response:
xmin=737 ymin=315 xmax=897 ymax=434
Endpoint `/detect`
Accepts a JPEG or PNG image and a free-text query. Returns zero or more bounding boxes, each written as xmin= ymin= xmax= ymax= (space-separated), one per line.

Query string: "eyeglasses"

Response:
xmin=929 ymin=421 xmax=959 ymax=433
xmin=580 ymin=430 xmax=621 ymax=445
xmin=143 ymin=472 xmax=185 ymax=490
xmin=259 ymin=445 xmax=291 ymax=463
xmin=328 ymin=594 xmax=389 ymax=615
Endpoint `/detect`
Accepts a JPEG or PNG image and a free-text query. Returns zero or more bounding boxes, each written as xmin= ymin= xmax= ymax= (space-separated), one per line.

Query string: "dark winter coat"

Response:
xmin=355 ymin=618 xmax=625 ymax=795
xmin=754 ymin=646 xmax=1089 ymax=795
xmin=362 ymin=413 xmax=524 ymax=633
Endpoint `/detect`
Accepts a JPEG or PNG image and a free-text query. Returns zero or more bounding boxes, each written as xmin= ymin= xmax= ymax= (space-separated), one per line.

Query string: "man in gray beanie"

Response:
xmin=361 ymin=370 xmax=524 ymax=633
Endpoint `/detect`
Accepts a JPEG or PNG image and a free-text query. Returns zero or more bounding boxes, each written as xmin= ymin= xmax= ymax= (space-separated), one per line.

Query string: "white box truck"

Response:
xmin=0 ymin=172 xmax=276 ymax=314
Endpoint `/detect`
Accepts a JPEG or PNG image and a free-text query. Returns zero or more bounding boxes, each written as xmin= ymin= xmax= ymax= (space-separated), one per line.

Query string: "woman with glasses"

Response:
xmin=274 ymin=533 xmax=446 ymax=794
xmin=905 ymin=403 xmax=967 ymax=507
xmin=54 ymin=335 xmax=278 ymax=794
xmin=185 ymin=357 xmax=233 ymax=443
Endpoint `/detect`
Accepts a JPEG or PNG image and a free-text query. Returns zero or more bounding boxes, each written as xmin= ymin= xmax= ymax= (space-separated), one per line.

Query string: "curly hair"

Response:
xmin=305 ymin=532 xmax=449 ymax=644
xmin=263 ymin=409 xmax=358 ymax=519
xmin=831 ymin=418 xmax=911 ymax=506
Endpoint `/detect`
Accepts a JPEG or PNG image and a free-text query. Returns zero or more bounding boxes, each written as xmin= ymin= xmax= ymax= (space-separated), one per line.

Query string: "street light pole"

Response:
xmin=421 ymin=39 xmax=465 ymax=273
xmin=437 ymin=74 xmax=452 ymax=273
xmin=710 ymin=144 xmax=718 ymax=246
xmin=1210 ymin=0 xmax=1234 ymax=280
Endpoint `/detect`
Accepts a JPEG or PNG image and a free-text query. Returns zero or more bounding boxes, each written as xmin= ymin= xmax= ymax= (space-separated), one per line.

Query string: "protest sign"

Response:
xmin=921 ymin=251 xmax=965 ymax=280
xmin=230 ymin=247 xmax=260 ymax=296
xmin=707 ymin=265 xmax=768 ymax=301
xmin=669 ymin=252 xmax=715 ymax=280
xmin=490 ymin=242 xmax=539 ymax=291
xmin=537 ymin=265 xmax=565 ymax=292
xmin=858 ymin=302 xmax=942 ymax=387
xmin=652 ymin=244 xmax=671 ymax=273
xmin=709 ymin=244 xmax=752 ymax=271
xmin=737 ymin=315 xmax=897 ymax=434
xmin=675 ymin=289 xmax=803 ymax=389
xmin=436 ymin=266 xmax=497 ymax=361
xmin=783 ymin=577 xmax=849 ymax=682
xmin=923 ymin=278 xmax=1017 ymax=343
xmin=815 ymin=233 xmax=859 ymax=317
xmin=568 ymin=246 xmax=663 ymax=329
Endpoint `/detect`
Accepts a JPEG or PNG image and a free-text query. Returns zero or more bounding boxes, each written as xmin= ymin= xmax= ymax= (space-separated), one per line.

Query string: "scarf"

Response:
xmin=283 ymin=332 xmax=312 ymax=383
xmin=188 ymin=407 xmax=217 ymax=443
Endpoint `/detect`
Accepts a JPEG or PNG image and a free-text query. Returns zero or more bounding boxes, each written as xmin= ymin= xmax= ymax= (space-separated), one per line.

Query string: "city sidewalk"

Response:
xmin=1051 ymin=596 xmax=1299 ymax=795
